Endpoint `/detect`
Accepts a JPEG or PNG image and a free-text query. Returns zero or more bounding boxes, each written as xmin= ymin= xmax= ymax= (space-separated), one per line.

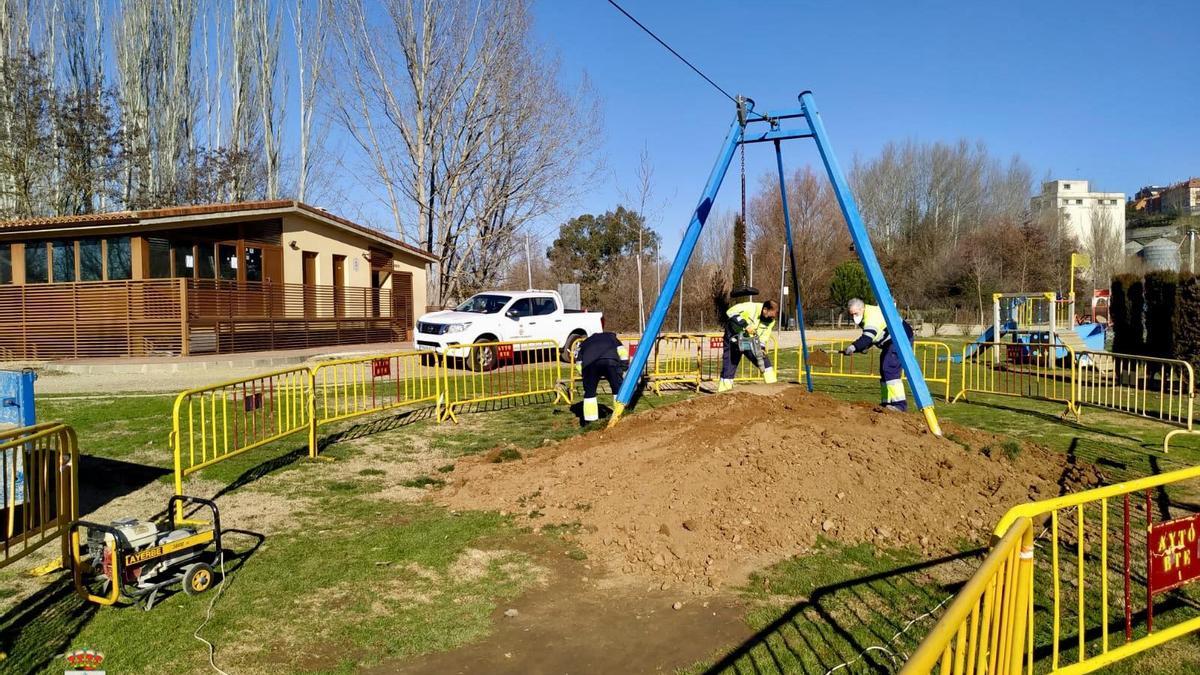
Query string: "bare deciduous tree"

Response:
xmin=292 ymin=0 xmax=329 ymax=202
xmin=330 ymin=0 xmax=600 ymax=305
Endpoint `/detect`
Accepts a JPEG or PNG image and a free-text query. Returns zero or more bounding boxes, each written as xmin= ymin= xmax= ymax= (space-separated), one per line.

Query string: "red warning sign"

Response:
xmin=1148 ymin=514 xmax=1200 ymax=595
xmin=710 ymin=337 xmax=723 ymax=350
xmin=372 ymin=358 xmax=391 ymax=378
xmin=497 ymin=343 xmax=514 ymax=361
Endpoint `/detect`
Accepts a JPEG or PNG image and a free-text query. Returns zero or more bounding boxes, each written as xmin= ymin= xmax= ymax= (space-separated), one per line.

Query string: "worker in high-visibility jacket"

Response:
xmin=576 ymin=331 xmax=630 ymax=422
xmin=717 ymin=299 xmax=778 ymax=392
xmin=843 ymin=298 xmax=915 ymax=411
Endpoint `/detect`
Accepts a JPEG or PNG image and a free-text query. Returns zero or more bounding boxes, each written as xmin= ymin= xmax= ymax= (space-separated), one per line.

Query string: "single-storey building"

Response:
xmin=0 ymin=200 xmax=434 ymax=359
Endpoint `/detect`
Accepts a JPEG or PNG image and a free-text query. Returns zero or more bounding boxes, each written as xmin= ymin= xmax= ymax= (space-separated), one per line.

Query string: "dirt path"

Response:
xmin=375 ymin=539 xmax=752 ymax=675
xmin=442 ymin=385 xmax=1078 ymax=592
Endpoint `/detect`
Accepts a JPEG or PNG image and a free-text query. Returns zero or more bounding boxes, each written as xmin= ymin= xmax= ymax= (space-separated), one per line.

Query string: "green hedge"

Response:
xmin=1177 ymin=275 xmax=1200 ymax=376
xmin=1111 ymin=274 xmax=1145 ymax=355
xmin=1143 ymin=271 xmax=1180 ymax=359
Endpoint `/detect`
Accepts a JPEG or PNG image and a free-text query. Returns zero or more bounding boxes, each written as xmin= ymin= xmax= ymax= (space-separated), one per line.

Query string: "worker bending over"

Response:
xmin=718 ymin=299 xmax=778 ymax=392
xmin=843 ymin=298 xmax=915 ymax=411
xmin=577 ymin=331 xmax=629 ymax=422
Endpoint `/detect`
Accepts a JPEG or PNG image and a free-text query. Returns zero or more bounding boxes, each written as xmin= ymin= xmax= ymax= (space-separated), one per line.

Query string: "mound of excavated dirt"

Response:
xmin=440 ymin=385 xmax=1074 ymax=591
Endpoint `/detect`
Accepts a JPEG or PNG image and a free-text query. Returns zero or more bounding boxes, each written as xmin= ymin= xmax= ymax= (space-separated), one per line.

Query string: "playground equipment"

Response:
xmin=960 ymin=254 xmax=1108 ymax=364
xmin=609 ymin=92 xmax=942 ymax=435
xmin=69 ymin=495 xmax=223 ymax=610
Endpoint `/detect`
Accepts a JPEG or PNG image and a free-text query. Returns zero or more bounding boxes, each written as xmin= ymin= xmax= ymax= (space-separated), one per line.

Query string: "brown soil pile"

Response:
xmin=440 ymin=385 xmax=1074 ymax=591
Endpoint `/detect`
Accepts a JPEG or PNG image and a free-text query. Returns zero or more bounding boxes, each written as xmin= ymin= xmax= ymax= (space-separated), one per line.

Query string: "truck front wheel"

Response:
xmin=469 ymin=342 xmax=499 ymax=372
xmin=562 ymin=332 xmax=585 ymax=364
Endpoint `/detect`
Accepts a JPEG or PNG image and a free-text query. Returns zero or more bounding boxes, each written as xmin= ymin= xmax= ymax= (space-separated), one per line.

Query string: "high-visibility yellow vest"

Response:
xmin=727 ymin=301 xmax=775 ymax=343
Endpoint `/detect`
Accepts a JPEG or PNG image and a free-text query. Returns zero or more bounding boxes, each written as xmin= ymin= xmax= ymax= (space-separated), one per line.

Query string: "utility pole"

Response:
xmin=749 ymin=252 xmax=754 ymax=287
xmin=1188 ymin=229 xmax=1196 ymax=274
xmin=524 ymin=234 xmax=533 ymax=288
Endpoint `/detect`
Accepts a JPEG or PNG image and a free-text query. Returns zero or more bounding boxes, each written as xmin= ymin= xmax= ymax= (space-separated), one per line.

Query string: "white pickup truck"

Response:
xmin=414 ymin=290 xmax=604 ymax=370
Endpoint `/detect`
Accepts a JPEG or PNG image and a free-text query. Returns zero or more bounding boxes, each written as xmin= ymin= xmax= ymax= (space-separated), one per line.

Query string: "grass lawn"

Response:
xmin=3 ymin=346 xmax=1200 ymax=673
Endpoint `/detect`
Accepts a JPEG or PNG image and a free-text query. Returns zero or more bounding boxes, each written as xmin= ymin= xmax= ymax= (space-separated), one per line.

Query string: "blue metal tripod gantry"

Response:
xmin=609 ymin=91 xmax=943 ymax=436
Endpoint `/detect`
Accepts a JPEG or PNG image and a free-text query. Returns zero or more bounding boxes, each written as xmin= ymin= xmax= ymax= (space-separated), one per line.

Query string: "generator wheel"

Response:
xmin=183 ymin=562 xmax=215 ymax=595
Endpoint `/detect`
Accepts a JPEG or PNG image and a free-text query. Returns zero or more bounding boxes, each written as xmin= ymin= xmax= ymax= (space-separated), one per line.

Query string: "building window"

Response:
xmin=148 ymin=237 xmax=171 ymax=278
xmin=107 ymin=237 xmax=132 ymax=280
xmin=51 ymin=240 xmax=75 ymax=282
xmin=25 ymin=242 xmax=47 ymax=283
xmin=245 ymin=247 xmax=263 ymax=282
xmin=79 ymin=238 xmax=103 ymax=281
xmin=1064 ymin=183 xmax=1072 ymax=189
xmin=218 ymin=243 xmax=238 ymax=280
xmin=0 ymin=243 xmax=10 ymax=284
xmin=1076 ymin=199 xmax=1083 ymax=205
xmin=197 ymin=243 xmax=216 ymax=279
xmin=172 ymin=241 xmax=195 ymax=278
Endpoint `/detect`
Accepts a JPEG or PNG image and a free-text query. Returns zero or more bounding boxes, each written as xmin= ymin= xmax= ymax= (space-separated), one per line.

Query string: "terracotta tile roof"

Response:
xmin=0 ymin=200 xmax=437 ymax=261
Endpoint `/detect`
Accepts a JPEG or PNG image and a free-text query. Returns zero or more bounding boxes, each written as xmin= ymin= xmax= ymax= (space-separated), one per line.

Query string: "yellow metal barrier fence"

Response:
xmin=171 ymin=366 xmax=313 ymax=500
xmin=565 ymin=333 xmax=702 ymax=397
xmin=804 ymin=339 xmax=954 ymax=401
xmin=955 ymin=341 xmax=1077 ymax=415
xmin=650 ymin=333 xmax=703 ymax=393
xmin=907 ymin=461 xmax=1200 ymax=673
xmin=440 ymin=339 xmax=567 ymax=423
xmin=901 ymin=518 xmax=1034 ymax=675
xmin=311 ymin=350 xmax=442 ymax=452
xmin=1076 ymin=351 xmax=1193 ymax=430
xmin=1 ymin=422 xmax=78 ymax=570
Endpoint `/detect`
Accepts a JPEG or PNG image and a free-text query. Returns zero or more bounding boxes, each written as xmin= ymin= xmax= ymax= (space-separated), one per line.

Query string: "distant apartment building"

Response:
xmin=1130 ymin=185 xmax=1165 ymax=213
xmin=1030 ymin=179 xmax=1126 ymax=245
xmin=1161 ymin=178 xmax=1200 ymax=216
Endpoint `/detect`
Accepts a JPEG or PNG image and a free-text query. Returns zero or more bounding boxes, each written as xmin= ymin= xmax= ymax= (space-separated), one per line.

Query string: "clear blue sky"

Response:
xmin=529 ymin=0 xmax=1199 ymax=249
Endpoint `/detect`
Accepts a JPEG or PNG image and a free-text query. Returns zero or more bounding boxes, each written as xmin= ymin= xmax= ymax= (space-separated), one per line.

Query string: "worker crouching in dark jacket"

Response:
xmin=577 ymin=331 xmax=629 ymax=422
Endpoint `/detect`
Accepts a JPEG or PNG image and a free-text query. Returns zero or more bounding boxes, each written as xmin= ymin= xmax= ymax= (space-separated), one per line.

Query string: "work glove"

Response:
xmin=842 ymin=345 xmax=856 ymax=356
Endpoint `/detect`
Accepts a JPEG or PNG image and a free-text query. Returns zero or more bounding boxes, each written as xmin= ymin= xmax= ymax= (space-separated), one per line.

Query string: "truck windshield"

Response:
xmin=455 ymin=294 xmax=511 ymax=314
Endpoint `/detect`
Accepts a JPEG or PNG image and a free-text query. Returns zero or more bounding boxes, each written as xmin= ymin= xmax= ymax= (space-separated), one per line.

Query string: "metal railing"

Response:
xmin=440 ymin=339 xmax=567 ymax=423
xmin=1 ymin=422 xmax=78 ymax=570
xmin=803 ymin=339 xmax=954 ymax=401
xmin=907 ymin=462 xmax=1200 ymax=673
xmin=1075 ymin=351 xmax=1194 ymax=430
xmin=955 ymin=341 xmax=1077 ymax=415
xmin=901 ymin=518 xmax=1034 ymax=674
xmin=170 ymin=367 xmax=313 ymax=505
xmin=310 ymin=350 xmax=442 ymax=452
xmin=649 ymin=333 xmax=702 ymax=393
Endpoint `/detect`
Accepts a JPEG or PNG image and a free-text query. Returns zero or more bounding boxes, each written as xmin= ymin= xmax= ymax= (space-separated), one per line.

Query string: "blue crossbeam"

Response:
xmin=740 ymin=128 xmax=813 ymax=144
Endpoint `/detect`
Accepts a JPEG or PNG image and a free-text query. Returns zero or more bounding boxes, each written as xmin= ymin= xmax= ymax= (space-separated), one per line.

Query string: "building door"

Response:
xmin=332 ymin=254 xmax=346 ymax=317
xmin=392 ymin=271 xmax=414 ymax=340
xmin=263 ymin=246 xmax=284 ymax=317
xmin=368 ymin=249 xmax=393 ymax=319
xmin=302 ymin=251 xmax=318 ymax=317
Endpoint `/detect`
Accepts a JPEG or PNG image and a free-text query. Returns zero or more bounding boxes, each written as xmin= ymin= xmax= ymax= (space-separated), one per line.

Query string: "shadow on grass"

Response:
xmin=77 ymin=455 xmax=172 ymax=515
xmin=316 ymin=405 xmax=437 ymax=451
xmin=703 ymin=548 xmax=985 ymax=675
xmin=195 ymin=406 xmax=441 ymax=505
xmin=957 ymin=396 xmax=1149 ymax=446
xmin=0 ymin=528 xmax=265 ymax=674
